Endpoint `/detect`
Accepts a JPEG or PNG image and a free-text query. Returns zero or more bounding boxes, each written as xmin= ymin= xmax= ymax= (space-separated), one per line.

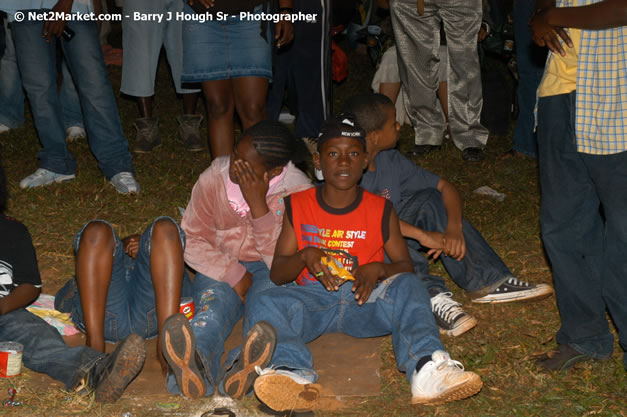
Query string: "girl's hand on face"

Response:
xmin=233 ymin=159 xmax=270 ymax=215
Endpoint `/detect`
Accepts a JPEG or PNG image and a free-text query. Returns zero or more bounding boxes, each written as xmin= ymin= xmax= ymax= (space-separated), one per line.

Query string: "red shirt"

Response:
xmin=286 ymin=186 xmax=392 ymax=285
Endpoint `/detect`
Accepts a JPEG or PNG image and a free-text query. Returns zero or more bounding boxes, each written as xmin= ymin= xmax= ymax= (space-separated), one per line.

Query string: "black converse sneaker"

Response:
xmin=431 ymin=292 xmax=477 ymax=337
xmin=472 ymin=277 xmax=554 ymax=304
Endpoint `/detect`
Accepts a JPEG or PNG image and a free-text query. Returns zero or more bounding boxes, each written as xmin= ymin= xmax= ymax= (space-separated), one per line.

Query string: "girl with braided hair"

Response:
xmin=157 ymin=120 xmax=312 ymax=399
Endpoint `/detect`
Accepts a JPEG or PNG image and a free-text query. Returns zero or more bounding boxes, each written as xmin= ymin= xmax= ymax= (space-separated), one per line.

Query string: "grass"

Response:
xmin=0 ymin=40 xmax=625 ymax=417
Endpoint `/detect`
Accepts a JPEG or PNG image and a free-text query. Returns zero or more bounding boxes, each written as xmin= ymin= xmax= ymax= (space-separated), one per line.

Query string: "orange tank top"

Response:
xmin=286 ymin=186 xmax=392 ymax=285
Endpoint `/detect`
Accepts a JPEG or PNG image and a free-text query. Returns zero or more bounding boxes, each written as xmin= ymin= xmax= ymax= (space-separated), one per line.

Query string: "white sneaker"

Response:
xmin=19 ymin=168 xmax=75 ymax=189
xmin=66 ymin=126 xmax=87 ymax=142
xmin=411 ymin=350 xmax=482 ymax=405
xmin=0 ymin=123 xmax=10 ymax=134
xmin=253 ymin=367 xmax=320 ymax=412
xmin=109 ymin=172 xmax=140 ymax=194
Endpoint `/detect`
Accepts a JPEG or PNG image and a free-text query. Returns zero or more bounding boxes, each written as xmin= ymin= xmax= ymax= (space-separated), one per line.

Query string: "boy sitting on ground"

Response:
xmin=342 ymin=93 xmax=553 ymax=337
xmin=0 ymin=151 xmax=145 ymax=403
xmin=240 ymin=115 xmax=483 ymax=412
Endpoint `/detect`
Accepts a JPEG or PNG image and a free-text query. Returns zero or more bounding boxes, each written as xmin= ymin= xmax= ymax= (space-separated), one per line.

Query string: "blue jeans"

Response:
xmin=11 ymin=13 xmax=133 ymax=178
xmin=55 ymin=217 xmax=193 ymax=342
xmin=397 ymin=188 xmax=511 ymax=295
xmin=512 ymin=0 xmax=546 ymax=157
xmin=537 ymin=92 xmax=627 ymax=366
xmin=0 ymin=308 xmax=103 ymax=389
xmin=165 ymin=260 xmax=277 ymax=396
xmin=245 ymin=273 xmax=444 ymax=383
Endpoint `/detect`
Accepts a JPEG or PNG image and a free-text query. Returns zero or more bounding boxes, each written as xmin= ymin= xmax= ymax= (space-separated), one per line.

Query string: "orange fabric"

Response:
xmin=289 ymin=187 xmax=386 ymax=285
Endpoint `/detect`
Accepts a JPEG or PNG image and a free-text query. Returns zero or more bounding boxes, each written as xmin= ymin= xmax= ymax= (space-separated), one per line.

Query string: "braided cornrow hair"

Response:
xmin=242 ymin=120 xmax=311 ymax=174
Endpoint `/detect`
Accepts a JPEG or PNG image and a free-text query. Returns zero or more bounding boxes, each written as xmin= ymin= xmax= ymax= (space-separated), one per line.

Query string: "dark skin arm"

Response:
xmin=399 ymin=179 xmax=466 ymax=261
xmin=351 ymin=208 xmax=413 ymax=305
xmin=0 ymin=284 xmax=41 ymax=315
xmin=43 ymin=0 xmax=73 ymax=42
xmin=276 ymin=0 xmax=294 ymax=48
xmin=270 ymin=214 xmax=343 ymax=290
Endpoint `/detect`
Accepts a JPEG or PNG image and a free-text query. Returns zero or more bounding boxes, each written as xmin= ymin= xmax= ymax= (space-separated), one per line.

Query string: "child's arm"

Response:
xmin=0 ymin=284 xmax=40 ymax=315
xmin=270 ymin=212 xmax=342 ymax=291
xmin=351 ymin=208 xmax=413 ymax=305
xmin=436 ymin=178 xmax=465 ymax=261
xmin=537 ymin=0 xmax=627 ymax=30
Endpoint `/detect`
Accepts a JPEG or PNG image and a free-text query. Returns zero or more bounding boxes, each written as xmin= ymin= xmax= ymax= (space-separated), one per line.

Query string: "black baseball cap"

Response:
xmin=317 ymin=113 xmax=366 ymax=152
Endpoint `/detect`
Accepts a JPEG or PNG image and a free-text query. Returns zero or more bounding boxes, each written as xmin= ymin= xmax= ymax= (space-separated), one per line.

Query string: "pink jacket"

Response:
xmin=181 ymin=157 xmax=312 ymax=288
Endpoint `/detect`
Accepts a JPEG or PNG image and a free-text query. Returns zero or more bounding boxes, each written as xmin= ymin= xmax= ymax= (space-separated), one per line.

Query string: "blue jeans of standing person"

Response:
xmin=10 ymin=12 xmax=134 ymax=179
xmin=0 ymin=308 xmax=103 ymax=389
xmin=55 ymin=217 xmax=193 ymax=342
xmin=164 ymin=260 xmax=276 ymax=396
xmin=511 ymin=0 xmax=546 ymax=157
xmin=397 ymin=188 xmax=511 ymax=296
xmin=537 ymin=92 xmax=627 ymax=367
xmin=0 ymin=19 xmax=84 ymax=130
xmin=244 ymin=273 xmax=444 ymax=383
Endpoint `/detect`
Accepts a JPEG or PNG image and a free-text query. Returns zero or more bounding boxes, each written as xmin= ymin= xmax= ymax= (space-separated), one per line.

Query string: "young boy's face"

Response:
xmin=375 ymin=106 xmax=400 ymax=150
xmin=315 ymin=136 xmax=369 ymax=191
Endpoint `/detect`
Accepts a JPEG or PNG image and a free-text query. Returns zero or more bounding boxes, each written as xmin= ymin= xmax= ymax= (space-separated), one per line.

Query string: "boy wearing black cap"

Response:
xmin=240 ymin=115 xmax=482 ymax=412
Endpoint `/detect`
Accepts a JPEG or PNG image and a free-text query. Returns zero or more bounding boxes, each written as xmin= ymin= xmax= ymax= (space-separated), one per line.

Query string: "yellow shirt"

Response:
xmin=537 ymin=28 xmax=582 ymax=97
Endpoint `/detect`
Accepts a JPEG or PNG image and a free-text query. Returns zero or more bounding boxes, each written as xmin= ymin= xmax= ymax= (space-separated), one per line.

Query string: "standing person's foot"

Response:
xmin=411 ymin=350 xmax=482 ymax=405
xmin=19 ymin=168 xmax=75 ymax=189
xmin=472 ymin=277 xmax=554 ymax=304
xmin=110 ymin=172 xmax=140 ymax=194
xmin=254 ymin=368 xmax=321 ymax=412
xmin=223 ymin=321 xmax=277 ymax=399
xmin=431 ymin=292 xmax=477 ymax=337
xmin=462 ymin=147 xmax=485 ymax=162
xmin=132 ymin=117 xmax=161 ymax=153
xmin=407 ymin=144 xmax=441 ymax=157
xmin=66 ymin=126 xmax=87 ymax=142
xmin=0 ymin=123 xmax=11 ymax=134
xmin=161 ymin=313 xmax=207 ymax=399
xmin=177 ymin=114 xmax=205 ymax=151
xmin=535 ymin=345 xmax=595 ymax=371
xmin=82 ymin=333 xmax=146 ymax=403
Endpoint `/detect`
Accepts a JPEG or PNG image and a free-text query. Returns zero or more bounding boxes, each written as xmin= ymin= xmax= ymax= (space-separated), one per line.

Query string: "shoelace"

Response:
xmin=255 ymin=365 xmax=275 ymax=376
xmin=431 ymin=292 xmax=466 ymax=322
xmin=506 ymin=277 xmax=530 ymax=287
xmin=435 ymin=356 xmax=465 ymax=372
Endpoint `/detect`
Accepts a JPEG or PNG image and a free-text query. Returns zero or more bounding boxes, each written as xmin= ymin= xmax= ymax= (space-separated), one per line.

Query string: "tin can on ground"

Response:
xmin=0 ymin=342 xmax=23 ymax=378
xmin=179 ymin=297 xmax=195 ymax=320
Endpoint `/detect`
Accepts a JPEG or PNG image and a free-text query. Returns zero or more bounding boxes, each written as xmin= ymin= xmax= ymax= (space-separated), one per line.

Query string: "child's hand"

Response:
xmin=442 ymin=227 xmax=465 ymax=261
xmin=122 ymin=234 xmax=141 ymax=258
xmin=232 ymin=159 xmax=270 ymax=218
xmin=418 ymin=230 xmax=446 ymax=260
xmin=300 ymin=247 xmax=342 ymax=291
xmin=351 ymin=263 xmax=385 ymax=305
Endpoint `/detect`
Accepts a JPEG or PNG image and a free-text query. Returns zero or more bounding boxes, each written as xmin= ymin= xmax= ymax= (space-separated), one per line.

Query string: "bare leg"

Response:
xmin=182 ymin=92 xmax=200 ymax=116
xmin=379 ymin=82 xmax=401 ymax=105
xmin=137 ymin=96 xmax=153 ymax=119
xmin=202 ymin=79 xmax=235 ymax=158
xmin=232 ymin=76 xmax=269 ymax=132
xmin=437 ymin=81 xmax=451 ymax=139
xmin=75 ymin=222 xmax=114 ymax=353
xmin=150 ymin=219 xmax=185 ymax=374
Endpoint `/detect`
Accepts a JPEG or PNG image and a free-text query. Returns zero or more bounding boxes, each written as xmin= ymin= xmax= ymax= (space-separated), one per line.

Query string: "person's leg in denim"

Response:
xmin=0 ymin=20 xmax=25 ymax=130
xmin=247 ymin=273 xmax=444 ymax=383
xmin=11 ymin=14 xmax=76 ymax=175
xmin=537 ymin=92 xmax=613 ymax=360
xmin=397 ymin=188 xmax=511 ymax=296
xmin=60 ymin=20 xmax=135 ymax=178
xmin=60 ymin=58 xmax=85 ymax=132
xmin=0 ymin=308 xmax=103 ymax=388
xmin=512 ymin=0 xmax=545 ymax=157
